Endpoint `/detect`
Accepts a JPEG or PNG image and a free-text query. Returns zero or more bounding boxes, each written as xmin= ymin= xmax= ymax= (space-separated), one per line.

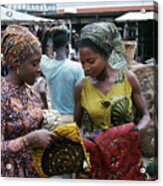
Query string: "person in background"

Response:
xmin=1 ymin=30 xmax=10 ymax=76
xmin=46 ymin=44 xmax=55 ymax=59
xmin=68 ymin=43 xmax=79 ymax=62
xmin=40 ymin=25 xmax=85 ymax=124
xmin=32 ymin=30 xmax=55 ymax=109
xmin=42 ymin=28 xmax=55 ymax=60
xmin=32 ymin=72 xmax=48 ymax=109
xmin=1 ymin=25 xmax=61 ymax=177
xmin=74 ymin=22 xmax=150 ymax=180
xmin=1 ymin=59 xmax=10 ymax=76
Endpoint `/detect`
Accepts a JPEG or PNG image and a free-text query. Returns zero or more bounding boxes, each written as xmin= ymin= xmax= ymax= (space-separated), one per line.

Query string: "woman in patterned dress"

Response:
xmin=1 ymin=25 xmax=60 ymax=177
xmin=74 ymin=22 xmax=150 ymax=180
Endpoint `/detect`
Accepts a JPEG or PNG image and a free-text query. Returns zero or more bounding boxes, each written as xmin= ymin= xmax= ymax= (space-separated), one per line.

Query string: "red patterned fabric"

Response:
xmin=81 ymin=139 xmax=107 ymax=179
xmin=77 ymin=123 xmax=144 ymax=180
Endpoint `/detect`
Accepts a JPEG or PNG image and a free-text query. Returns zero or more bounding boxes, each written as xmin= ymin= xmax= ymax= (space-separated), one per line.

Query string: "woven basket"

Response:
xmin=130 ymin=63 xmax=157 ymax=157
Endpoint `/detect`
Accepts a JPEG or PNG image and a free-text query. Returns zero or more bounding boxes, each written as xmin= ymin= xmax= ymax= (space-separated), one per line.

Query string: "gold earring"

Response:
xmin=16 ymin=68 xmax=19 ymax=75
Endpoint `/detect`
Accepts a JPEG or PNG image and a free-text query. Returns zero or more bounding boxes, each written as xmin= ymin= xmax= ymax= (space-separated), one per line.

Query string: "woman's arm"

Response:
xmin=1 ymin=100 xmax=27 ymax=153
xmin=126 ymin=70 xmax=150 ymax=131
xmin=1 ymin=97 xmax=60 ymax=154
xmin=74 ymin=80 xmax=84 ymax=127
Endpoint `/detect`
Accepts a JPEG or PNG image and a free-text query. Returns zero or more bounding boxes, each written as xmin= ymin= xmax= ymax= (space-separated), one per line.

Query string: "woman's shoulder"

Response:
xmin=125 ymin=70 xmax=140 ymax=90
xmin=125 ymin=70 xmax=138 ymax=81
xmin=75 ymin=77 xmax=90 ymax=92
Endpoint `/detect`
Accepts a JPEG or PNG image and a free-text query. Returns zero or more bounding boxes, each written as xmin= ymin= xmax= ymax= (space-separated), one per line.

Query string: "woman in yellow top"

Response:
xmin=74 ymin=22 xmax=150 ymax=180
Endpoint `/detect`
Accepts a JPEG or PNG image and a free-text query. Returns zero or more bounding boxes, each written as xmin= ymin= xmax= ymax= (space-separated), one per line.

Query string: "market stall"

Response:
xmin=1 ymin=6 xmax=54 ymax=25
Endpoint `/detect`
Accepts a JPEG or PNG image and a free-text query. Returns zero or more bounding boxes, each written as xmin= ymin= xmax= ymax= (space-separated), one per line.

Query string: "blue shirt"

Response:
xmin=40 ymin=55 xmax=85 ymax=114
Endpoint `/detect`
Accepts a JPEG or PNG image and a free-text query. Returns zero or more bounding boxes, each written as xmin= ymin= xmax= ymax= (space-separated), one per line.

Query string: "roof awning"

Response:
xmin=115 ymin=11 xmax=158 ymax=22
xmin=1 ymin=6 xmax=53 ymax=24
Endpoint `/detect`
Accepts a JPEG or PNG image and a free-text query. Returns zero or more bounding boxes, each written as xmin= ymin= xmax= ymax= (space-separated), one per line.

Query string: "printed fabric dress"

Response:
xmin=77 ymin=71 xmax=144 ymax=180
xmin=1 ymin=78 xmax=43 ymax=177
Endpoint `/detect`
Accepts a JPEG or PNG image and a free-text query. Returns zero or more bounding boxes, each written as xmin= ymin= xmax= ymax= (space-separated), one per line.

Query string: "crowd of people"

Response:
xmin=1 ymin=20 xmax=154 ymax=180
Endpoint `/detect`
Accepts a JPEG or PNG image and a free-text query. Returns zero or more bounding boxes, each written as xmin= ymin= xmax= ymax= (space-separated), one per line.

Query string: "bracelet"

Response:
xmin=22 ymin=136 xmax=29 ymax=146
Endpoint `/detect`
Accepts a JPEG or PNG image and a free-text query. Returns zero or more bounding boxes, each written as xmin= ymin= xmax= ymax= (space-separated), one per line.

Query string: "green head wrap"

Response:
xmin=80 ymin=22 xmax=128 ymax=70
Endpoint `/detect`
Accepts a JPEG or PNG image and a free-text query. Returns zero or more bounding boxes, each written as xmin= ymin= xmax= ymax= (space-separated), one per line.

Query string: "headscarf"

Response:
xmin=1 ymin=25 xmax=41 ymax=66
xmin=80 ymin=22 xmax=128 ymax=70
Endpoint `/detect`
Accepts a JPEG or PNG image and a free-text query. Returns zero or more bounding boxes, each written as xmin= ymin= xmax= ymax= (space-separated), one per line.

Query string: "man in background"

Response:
xmin=40 ymin=24 xmax=85 ymax=124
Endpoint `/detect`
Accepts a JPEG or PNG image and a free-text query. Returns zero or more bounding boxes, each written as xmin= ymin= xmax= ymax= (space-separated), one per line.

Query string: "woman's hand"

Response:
xmin=130 ymin=125 xmax=139 ymax=132
xmin=23 ymin=129 xmax=61 ymax=149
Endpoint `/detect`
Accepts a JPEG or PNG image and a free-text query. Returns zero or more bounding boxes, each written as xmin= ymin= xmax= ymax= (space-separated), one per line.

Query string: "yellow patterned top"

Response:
xmin=81 ymin=71 xmax=134 ymax=132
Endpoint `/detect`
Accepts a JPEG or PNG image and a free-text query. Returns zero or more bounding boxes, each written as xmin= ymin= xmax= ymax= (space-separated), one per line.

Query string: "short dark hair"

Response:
xmin=75 ymin=38 xmax=108 ymax=57
xmin=42 ymin=30 xmax=69 ymax=52
xmin=52 ymin=31 xmax=69 ymax=49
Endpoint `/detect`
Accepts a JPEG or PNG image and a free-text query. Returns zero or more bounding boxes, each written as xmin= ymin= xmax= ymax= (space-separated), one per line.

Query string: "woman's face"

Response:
xmin=19 ymin=48 xmax=42 ymax=85
xmin=79 ymin=47 xmax=107 ymax=77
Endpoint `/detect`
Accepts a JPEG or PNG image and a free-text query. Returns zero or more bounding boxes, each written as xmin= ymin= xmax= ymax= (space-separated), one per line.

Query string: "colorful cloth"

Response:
xmin=32 ymin=123 xmax=91 ymax=177
xmin=77 ymin=123 xmax=144 ymax=180
xmin=40 ymin=57 xmax=85 ymax=114
xmin=1 ymin=25 xmax=41 ymax=66
xmin=81 ymin=71 xmax=133 ymax=132
xmin=80 ymin=22 xmax=127 ymax=70
xmin=1 ymin=78 xmax=43 ymax=177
